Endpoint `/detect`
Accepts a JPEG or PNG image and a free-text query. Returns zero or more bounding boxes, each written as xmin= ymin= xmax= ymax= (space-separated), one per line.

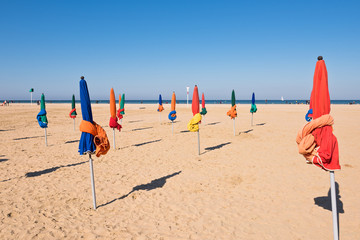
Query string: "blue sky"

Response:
xmin=0 ymin=0 xmax=359 ymax=100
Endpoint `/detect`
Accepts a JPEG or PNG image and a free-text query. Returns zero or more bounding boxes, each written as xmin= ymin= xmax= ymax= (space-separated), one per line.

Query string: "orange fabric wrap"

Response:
xmin=227 ymin=105 xmax=237 ymax=119
xmin=93 ymin=123 xmax=110 ymax=157
xmin=80 ymin=120 xmax=110 ymax=157
xmin=296 ymin=114 xmax=333 ymax=162
xmin=110 ymin=88 xmax=116 ymax=119
xmin=158 ymin=105 xmax=164 ymax=112
xmin=80 ymin=120 xmax=97 ymax=136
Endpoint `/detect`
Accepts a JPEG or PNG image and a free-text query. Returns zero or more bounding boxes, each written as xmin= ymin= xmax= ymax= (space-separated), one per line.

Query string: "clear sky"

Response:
xmin=0 ymin=0 xmax=359 ymax=101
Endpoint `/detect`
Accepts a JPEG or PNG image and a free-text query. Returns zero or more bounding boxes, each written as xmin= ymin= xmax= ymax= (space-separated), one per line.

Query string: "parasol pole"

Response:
xmin=31 ymin=92 xmax=33 ymax=105
xmin=159 ymin=112 xmax=161 ymax=123
xmin=73 ymin=118 xmax=75 ymax=131
xmin=197 ymin=129 xmax=200 ymax=155
xmin=172 ymin=121 xmax=174 ymax=135
xmin=251 ymin=113 xmax=253 ymax=126
xmin=233 ymin=118 xmax=236 ymax=136
xmin=113 ymin=128 xmax=116 ymax=150
xmin=89 ymin=154 xmax=97 ymax=210
xmin=44 ymin=128 xmax=47 ymax=146
xmin=330 ymin=171 xmax=339 ymax=240
xmin=186 ymin=87 xmax=189 ymax=108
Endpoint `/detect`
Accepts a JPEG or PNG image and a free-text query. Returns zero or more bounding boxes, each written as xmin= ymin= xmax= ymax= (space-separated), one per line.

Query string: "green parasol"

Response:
xmin=120 ymin=93 xmax=125 ymax=115
xmin=40 ymin=94 xmax=48 ymax=124
xmin=231 ymin=90 xmax=236 ymax=107
xmin=71 ymin=94 xmax=77 ymax=117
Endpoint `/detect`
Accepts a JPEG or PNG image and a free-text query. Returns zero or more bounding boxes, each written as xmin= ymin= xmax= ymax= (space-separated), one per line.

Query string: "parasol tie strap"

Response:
xmin=109 ymin=117 xmax=122 ymax=131
xmin=168 ymin=110 xmax=177 ymax=121
xmin=37 ymin=109 xmax=48 ymax=128
xmin=157 ymin=105 xmax=164 ymax=112
xmin=296 ymin=114 xmax=334 ymax=163
xmin=69 ymin=108 xmax=77 ymax=118
xmin=80 ymin=120 xmax=110 ymax=157
xmin=187 ymin=113 xmax=202 ymax=132
xmin=200 ymin=107 xmax=207 ymax=115
xmin=227 ymin=105 xmax=237 ymax=119
xmin=117 ymin=108 xmax=124 ymax=120
xmin=250 ymin=104 xmax=257 ymax=113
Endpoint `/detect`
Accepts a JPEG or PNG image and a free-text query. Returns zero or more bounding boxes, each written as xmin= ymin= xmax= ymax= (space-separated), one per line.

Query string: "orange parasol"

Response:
xmin=109 ymin=88 xmax=122 ymax=149
xmin=169 ymin=92 xmax=177 ymax=133
xmin=110 ymin=88 xmax=116 ymax=119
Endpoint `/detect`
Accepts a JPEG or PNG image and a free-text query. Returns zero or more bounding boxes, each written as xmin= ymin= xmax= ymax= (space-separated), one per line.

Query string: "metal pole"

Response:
xmin=73 ymin=118 xmax=75 ymax=131
xmin=113 ymin=128 xmax=116 ymax=150
xmin=330 ymin=171 xmax=339 ymax=240
xmin=159 ymin=112 xmax=161 ymax=123
xmin=172 ymin=121 xmax=174 ymax=135
xmin=233 ymin=119 xmax=236 ymax=136
xmin=89 ymin=154 xmax=97 ymax=210
xmin=120 ymin=118 xmax=123 ymax=125
xmin=186 ymin=87 xmax=189 ymax=108
xmin=251 ymin=113 xmax=253 ymax=126
xmin=31 ymin=92 xmax=33 ymax=105
xmin=197 ymin=130 xmax=200 ymax=155
xmin=44 ymin=128 xmax=47 ymax=146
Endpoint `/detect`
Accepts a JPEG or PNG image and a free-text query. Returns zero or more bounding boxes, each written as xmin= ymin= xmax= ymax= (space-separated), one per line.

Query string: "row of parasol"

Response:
xmin=34 ymin=57 xmax=340 ymax=240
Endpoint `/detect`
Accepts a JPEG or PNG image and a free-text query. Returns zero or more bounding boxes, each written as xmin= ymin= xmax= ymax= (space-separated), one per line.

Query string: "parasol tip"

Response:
xmin=317 ymin=56 xmax=323 ymax=61
xmin=80 ymin=76 xmax=85 ymax=80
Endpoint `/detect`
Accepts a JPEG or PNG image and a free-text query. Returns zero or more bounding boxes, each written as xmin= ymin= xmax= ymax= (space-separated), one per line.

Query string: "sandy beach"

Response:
xmin=0 ymin=103 xmax=359 ymax=239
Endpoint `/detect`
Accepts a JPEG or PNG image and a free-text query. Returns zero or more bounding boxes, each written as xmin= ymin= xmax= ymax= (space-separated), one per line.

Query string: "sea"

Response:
xmin=2 ymin=100 xmax=359 ymax=105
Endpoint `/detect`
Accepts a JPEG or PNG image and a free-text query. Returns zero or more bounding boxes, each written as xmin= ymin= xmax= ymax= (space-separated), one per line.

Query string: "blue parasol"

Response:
xmin=159 ymin=94 xmax=162 ymax=106
xmin=78 ymin=79 xmax=96 ymax=155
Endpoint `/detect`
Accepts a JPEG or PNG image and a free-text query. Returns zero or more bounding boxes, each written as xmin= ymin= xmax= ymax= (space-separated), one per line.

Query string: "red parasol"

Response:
xmin=310 ymin=57 xmax=340 ymax=171
xmin=192 ymin=85 xmax=200 ymax=116
xmin=297 ymin=56 xmax=340 ymax=240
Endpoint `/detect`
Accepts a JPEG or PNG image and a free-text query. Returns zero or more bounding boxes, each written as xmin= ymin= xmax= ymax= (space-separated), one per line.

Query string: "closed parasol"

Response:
xmin=296 ymin=56 xmax=340 ymax=239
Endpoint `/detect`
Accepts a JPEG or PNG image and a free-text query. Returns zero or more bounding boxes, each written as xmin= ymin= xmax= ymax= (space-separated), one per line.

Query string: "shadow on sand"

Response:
xmin=25 ymin=160 xmax=87 ymax=178
xmin=256 ymin=123 xmax=266 ymax=126
xmin=0 ymin=158 xmax=9 ymax=163
xmin=131 ymin=127 xmax=153 ymax=132
xmin=128 ymin=120 xmax=143 ymax=123
xmin=133 ymin=139 xmax=161 ymax=147
xmin=65 ymin=140 xmax=80 ymax=144
xmin=98 ymin=171 xmax=182 ymax=208
xmin=239 ymin=129 xmax=253 ymax=134
xmin=0 ymin=129 xmax=15 ymax=132
xmin=314 ymin=182 xmax=344 ymax=213
xmin=180 ymin=130 xmax=190 ymax=133
xmin=206 ymin=122 xmax=221 ymax=126
xmin=314 ymin=181 xmax=344 ymax=237
xmin=13 ymin=135 xmax=50 ymax=141
xmin=203 ymin=142 xmax=231 ymax=154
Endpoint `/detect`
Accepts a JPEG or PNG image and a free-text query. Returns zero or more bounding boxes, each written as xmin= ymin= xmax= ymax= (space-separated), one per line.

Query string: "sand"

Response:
xmin=0 ymin=103 xmax=359 ymax=239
